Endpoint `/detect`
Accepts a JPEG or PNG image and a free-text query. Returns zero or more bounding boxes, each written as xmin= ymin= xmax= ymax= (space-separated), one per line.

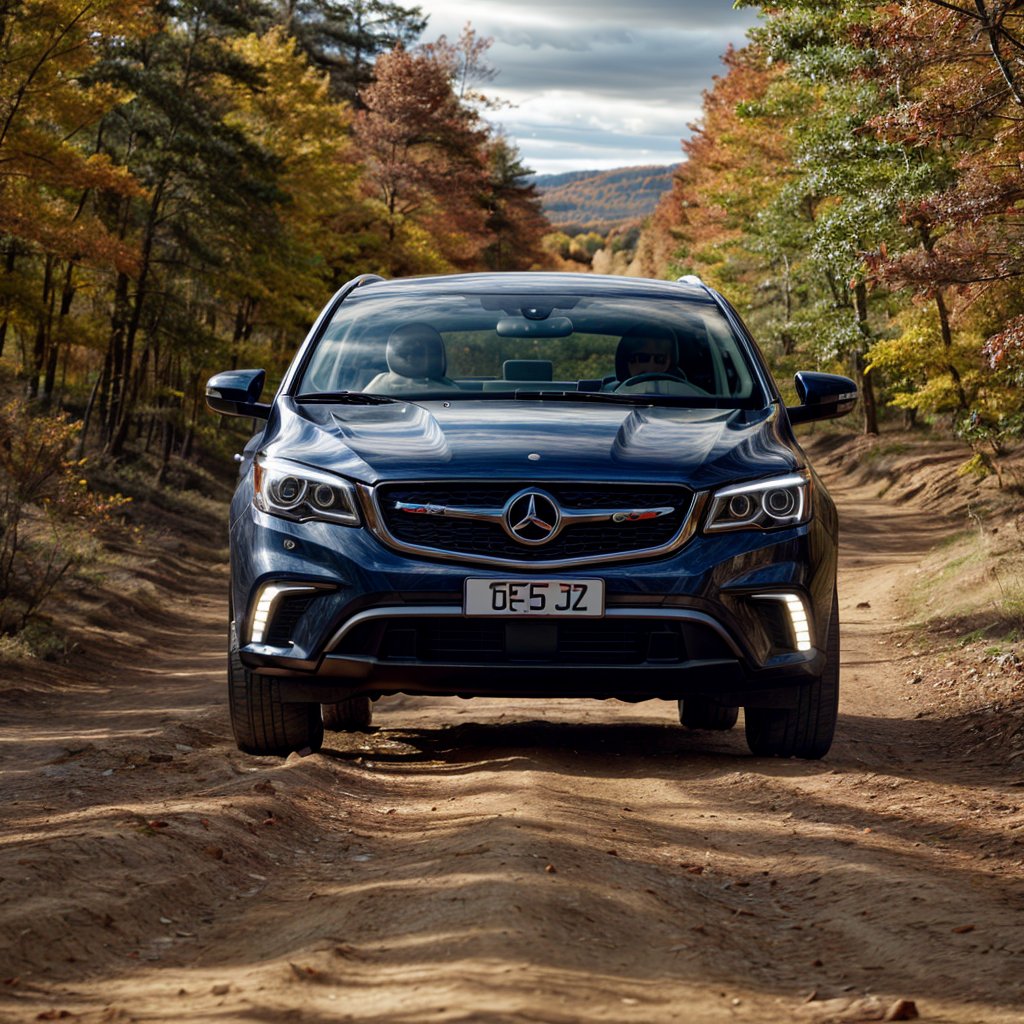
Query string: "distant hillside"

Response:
xmin=534 ymin=164 xmax=678 ymax=233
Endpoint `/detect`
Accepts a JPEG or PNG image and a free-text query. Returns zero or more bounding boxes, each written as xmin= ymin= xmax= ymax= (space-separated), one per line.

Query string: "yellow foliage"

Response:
xmin=0 ymin=397 xmax=133 ymax=632
xmin=0 ymin=0 xmax=147 ymax=267
xmin=867 ymin=305 xmax=982 ymax=415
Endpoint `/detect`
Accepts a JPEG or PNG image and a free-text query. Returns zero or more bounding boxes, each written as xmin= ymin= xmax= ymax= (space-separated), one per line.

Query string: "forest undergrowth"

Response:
xmin=803 ymin=427 xmax=1024 ymax=762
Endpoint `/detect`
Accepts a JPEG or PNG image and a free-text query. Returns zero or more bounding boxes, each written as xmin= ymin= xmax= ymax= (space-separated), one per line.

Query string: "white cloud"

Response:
xmin=416 ymin=0 xmax=759 ymax=173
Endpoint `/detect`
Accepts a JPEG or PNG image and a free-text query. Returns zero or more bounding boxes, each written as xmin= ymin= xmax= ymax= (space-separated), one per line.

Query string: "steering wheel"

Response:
xmin=616 ymin=371 xmax=689 ymax=389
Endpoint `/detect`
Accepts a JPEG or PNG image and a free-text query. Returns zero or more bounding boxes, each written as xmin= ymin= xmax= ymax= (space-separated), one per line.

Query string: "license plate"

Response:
xmin=464 ymin=578 xmax=605 ymax=617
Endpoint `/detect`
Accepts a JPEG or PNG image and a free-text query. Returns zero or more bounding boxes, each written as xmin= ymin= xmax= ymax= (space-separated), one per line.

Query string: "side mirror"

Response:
xmin=786 ymin=371 xmax=858 ymax=425
xmin=206 ymin=369 xmax=270 ymax=419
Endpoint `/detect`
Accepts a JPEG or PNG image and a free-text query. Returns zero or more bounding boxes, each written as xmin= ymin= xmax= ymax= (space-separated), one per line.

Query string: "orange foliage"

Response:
xmin=0 ymin=0 xmax=148 ymax=269
xmin=636 ymin=45 xmax=788 ymax=287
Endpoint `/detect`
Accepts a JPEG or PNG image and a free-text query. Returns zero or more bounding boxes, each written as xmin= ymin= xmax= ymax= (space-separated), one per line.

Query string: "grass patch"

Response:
xmin=863 ymin=441 xmax=912 ymax=461
xmin=904 ymin=523 xmax=1024 ymax=640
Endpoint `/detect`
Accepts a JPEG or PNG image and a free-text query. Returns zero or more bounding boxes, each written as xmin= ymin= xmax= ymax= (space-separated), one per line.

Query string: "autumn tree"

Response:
xmin=479 ymin=137 xmax=548 ymax=271
xmin=864 ymin=1 xmax=1024 ymax=438
xmin=420 ymin=21 xmax=500 ymax=107
xmin=216 ymin=28 xmax=369 ymax=344
xmin=424 ymin=27 xmax=548 ymax=270
xmin=637 ymin=46 xmax=789 ymax=319
xmin=89 ymin=0 xmax=283 ymax=457
xmin=1 ymin=1 xmax=549 ymax=486
xmin=0 ymin=0 xmax=146 ymax=401
xmin=353 ymin=44 xmax=490 ymax=273
xmin=643 ymin=1 xmax=963 ymax=433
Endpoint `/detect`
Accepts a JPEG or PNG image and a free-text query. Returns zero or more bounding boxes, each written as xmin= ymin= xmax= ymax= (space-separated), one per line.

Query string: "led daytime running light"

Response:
xmin=250 ymin=583 xmax=318 ymax=644
xmin=753 ymin=592 xmax=813 ymax=652
xmin=705 ymin=471 xmax=810 ymax=532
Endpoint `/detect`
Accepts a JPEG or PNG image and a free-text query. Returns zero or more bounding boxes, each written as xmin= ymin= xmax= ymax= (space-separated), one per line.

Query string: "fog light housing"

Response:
xmin=250 ymin=583 xmax=319 ymax=644
xmin=752 ymin=592 xmax=813 ymax=652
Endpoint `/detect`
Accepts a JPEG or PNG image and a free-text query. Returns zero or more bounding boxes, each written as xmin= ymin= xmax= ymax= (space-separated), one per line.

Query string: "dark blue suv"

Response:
xmin=207 ymin=273 xmax=856 ymax=759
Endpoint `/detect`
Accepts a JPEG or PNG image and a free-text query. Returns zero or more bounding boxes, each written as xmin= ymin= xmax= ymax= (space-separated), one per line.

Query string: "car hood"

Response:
xmin=263 ymin=399 xmax=801 ymax=489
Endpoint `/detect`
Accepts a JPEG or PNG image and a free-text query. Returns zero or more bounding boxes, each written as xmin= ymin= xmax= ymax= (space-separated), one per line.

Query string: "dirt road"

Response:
xmin=2 ymin=468 xmax=1024 ymax=1024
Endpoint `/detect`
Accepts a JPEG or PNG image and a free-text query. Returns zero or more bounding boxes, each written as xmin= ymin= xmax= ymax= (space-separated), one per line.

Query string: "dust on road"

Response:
xmin=2 ymin=468 xmax=1023 ymax=1024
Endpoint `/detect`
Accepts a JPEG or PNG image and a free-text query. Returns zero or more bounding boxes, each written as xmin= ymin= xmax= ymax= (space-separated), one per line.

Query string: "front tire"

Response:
xmin=744 ymin=591 xmax=840 ymax=760
xmin=228 ymin=621 xmax=324 ymax=756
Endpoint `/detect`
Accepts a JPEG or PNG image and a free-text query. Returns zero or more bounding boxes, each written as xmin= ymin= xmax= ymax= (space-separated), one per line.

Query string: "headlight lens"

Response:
xmin=704 ymin=472 xmax=810 ymax=532
xmin=253 ymin=456 xmax=360 ymax=525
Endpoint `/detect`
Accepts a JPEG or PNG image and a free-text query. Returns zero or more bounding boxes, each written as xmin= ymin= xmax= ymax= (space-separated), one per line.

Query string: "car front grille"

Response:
xmin=372 ymin=482 xmax=695 ymax=564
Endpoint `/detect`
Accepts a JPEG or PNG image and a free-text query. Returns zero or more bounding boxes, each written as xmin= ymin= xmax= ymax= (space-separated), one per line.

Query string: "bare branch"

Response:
xmin=975 ymin=0 xmax=1024 ymax=103
xmin=923 ymin=0 xmax=983 ymax=19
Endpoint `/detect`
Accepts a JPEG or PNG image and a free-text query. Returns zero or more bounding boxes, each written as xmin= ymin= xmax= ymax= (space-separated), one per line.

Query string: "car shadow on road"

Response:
xmin=318 ymin=715 xmax=830 ymax=784
xmin=319 ymin=707 xmax=1023 ymax=794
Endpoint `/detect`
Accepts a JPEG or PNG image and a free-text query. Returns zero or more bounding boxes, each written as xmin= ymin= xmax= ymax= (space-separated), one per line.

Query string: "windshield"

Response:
xmin=297 ymin=290 xmax=766 ymax=406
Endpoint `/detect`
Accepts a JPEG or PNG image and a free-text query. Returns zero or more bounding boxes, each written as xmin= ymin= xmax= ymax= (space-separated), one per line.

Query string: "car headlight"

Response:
xmin=704 ymin=471 xmax=810 ymax=532
xmin=252 ymin=456 xmax=360 ymax=526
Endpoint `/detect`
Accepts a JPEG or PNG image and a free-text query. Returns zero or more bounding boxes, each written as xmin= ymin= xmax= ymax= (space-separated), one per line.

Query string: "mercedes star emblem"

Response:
xmin=504 ymin=490 xmax=562 ymax=545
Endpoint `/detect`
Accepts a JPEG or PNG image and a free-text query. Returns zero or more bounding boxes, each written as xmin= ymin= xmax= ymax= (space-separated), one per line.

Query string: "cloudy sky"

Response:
xmin=419 ymin=0 xmax=761 ymax=176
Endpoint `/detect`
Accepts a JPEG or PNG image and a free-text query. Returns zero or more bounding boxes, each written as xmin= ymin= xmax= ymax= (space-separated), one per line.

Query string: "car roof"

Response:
xmin=349 ymin=272 xmax=718 ymax=304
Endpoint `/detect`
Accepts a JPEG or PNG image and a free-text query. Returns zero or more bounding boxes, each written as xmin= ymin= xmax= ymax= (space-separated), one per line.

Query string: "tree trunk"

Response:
xmin=181 ymin=371 xmax=201 ymax=459
xmin=916 ymin=223 xmax=969 ymax=414
xmin=155 ymin=417 xmax=174 ymax=486
xmin=105 ymin=270 xmax=130 ymax=440
xmin=28 ymin=256 xmax=55 ymax=401
xmin=933 ymin=289 xmax=969 ymax=413
xmin=43 ymin=261 xmax=76 ymax=403
xmin=0 ymin=243 xmax=16 ymax=359
xmin=77 ymin=374 xmax=102 ymax=460
xmin=110 ymin=342 xmax=151 ymax=457
xmin=107 ymin=180 xmax=165 ymax=456
xmin=853 ymin=282 xmax=879 ymax=435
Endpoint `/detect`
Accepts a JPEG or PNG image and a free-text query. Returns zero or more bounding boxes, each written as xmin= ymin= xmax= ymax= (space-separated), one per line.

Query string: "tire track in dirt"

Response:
xmin=3 ymin=474 xmax=1024 ymax=1023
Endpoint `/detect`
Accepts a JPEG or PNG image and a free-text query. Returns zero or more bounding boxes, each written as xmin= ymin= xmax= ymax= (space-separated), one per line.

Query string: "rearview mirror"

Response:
xmin=496 ymin=316 xmax=574 ymax=338
xmin=786 ymin=371 xmax=858 ymax=425
xmin=206 ymin=368 xmax=271 ymax=419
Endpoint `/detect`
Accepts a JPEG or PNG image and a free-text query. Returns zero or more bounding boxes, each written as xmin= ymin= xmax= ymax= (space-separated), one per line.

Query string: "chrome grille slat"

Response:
xmin=370 ymin=481 xmax=697 ymax=566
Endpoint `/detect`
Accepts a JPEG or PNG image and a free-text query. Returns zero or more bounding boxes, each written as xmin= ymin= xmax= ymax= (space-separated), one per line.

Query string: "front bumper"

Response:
xmin=230 ymin=503 xmax=837 ymax=709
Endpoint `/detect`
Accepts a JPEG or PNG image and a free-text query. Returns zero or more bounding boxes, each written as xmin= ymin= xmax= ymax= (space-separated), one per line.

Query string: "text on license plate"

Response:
xmin=464 ymin=578 xmax=604 ymax=616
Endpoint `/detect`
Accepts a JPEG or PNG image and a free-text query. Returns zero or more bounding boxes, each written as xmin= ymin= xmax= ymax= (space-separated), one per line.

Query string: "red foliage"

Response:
xmin=868 ymin=1 xmax=1024 ymax=295
xmin=354 ymin=45 xmax=490 ymax=271
xmin=984 ymin=313 xmax=1024 ymax=371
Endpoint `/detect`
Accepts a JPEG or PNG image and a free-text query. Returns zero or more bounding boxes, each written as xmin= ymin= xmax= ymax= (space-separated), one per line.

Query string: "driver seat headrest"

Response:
xmin=386 ymin=323 xmax=447 ymax=379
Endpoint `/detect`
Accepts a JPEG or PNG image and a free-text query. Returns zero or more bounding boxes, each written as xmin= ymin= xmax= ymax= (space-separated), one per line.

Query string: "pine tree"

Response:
xmin=90 ymin=0 xmax=281 ymax=456
xmin=274 ymin=0 xmax=426 ymax=102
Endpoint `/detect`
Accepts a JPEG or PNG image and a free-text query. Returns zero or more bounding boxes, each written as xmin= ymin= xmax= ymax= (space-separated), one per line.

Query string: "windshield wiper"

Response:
xmin=509 ymin=390 xmax=737 ymax=409
xmin=510 ymin=390 xmax=659 ymax=405
xmin=294 ymin=391 xmax=399 ymax=405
